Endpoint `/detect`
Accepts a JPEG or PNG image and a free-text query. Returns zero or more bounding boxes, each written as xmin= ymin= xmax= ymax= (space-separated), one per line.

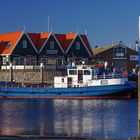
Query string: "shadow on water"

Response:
xmin=0 ymin=98 xmax=138 ymax=138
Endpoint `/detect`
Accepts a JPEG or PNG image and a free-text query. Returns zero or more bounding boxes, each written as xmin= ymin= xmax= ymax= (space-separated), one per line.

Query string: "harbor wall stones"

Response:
xmin=0 ymin=69 xmax=65 ymax=83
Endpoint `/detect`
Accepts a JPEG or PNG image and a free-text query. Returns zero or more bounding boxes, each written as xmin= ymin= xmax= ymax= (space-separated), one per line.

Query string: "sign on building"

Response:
xmin=130 ymin=55 xmax=138 ymax=61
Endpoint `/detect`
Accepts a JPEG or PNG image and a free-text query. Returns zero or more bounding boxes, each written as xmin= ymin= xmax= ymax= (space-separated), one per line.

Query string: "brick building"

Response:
xmin=93 ymin=43 xmax=138 ymax=72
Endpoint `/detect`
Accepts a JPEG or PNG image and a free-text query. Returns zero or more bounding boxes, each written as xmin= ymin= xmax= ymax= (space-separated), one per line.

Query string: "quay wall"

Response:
xmin=0 ymin=69 xmax=66 ymax=83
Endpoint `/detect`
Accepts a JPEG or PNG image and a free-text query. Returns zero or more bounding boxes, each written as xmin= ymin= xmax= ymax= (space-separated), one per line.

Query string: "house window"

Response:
xmin=30 ymin=58 xmax=36 ymax=65
xmin=76 ymin=42 xmax=80 ymax=50
xmin=20 ymin=57 xmax=24 ymax=65
xmin=25 ymin=58 xmax=30 ymax=65
xmin=2 ymin=57 xmax=7 ymax=65
xmin=67 ymin=58 xmax=73 ymax=65
xmin=57 ymin=58 xmax=63 ymax=66
xmin=23 ymin=40 xmax=27 ymax=48
xmin=41 ymin=58 xmax=47 ymax=65
xmin=113 ymin=47 xmax=126 ymax=58
xmin=47 ymin=58 xmax=56 ymax=65
xmin=13 ymin=57 xmax=20 ymax=65
xmin=2 ymin=56 xmax=9 ymax=65
xmin=5 ymin=41 xmax=12 ymax=49
xmin=50 ymin=41 xmax=54 ymax=49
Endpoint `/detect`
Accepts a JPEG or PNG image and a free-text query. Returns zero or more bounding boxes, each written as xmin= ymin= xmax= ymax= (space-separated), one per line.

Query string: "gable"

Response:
xmin=80 ymin=35 xmax=93 ymax=56
xmin=12 ymin=34 xmax=38 ymax=56
xmin=27 ymin=32 xmax=51 ymax=52
xmin=114 ymin=44 xmax=126 ymax=49
xmin=39 ymin=35 xmax=64 ymax=56
xmin=54 ymin=33 xmax=77 ymax=53
xmin=66 ymin=36 xmax=90 ymax=58
xmin=0 ymin=32 xmax=23 ymax=55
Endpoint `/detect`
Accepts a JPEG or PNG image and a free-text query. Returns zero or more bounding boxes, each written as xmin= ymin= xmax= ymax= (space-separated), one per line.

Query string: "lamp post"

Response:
xmin=40 ymin=62 xmax=44 ymax=83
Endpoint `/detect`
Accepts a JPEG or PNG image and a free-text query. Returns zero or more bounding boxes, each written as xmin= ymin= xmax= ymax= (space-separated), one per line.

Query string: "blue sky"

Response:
xmin=0 ymin=0 xmax=140 ymax=47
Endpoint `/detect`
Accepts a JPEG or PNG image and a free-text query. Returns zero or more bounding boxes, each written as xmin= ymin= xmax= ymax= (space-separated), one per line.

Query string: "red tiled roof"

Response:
xmin=54 ymin=33 xmax=77 ymax=52
xmin=80 ymin=35 xmax=93 ymax=56
xmin=0 ymin=32 xmax=92 ymax=57
xmin=0 ymin=32 xmax=23 ymax=55
xmin=27 ymin=32 xmax=51 ymax=51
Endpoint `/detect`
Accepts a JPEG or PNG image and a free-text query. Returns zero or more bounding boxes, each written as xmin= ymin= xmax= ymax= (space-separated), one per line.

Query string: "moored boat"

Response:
xmin=0 ymin=65 xmax=137 ymax=99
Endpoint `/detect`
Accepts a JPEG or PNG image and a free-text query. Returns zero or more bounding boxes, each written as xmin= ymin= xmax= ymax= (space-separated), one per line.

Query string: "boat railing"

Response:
xmin=93 ymin=73 xmax=124 ymax=80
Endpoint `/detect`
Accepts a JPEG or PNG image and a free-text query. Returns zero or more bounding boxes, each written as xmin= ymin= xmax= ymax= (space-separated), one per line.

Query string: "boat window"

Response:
xmin=62 ymin=78 xmax=64 ymax=82
xmin=69 ymin=70 xmax=77 ymax=75
xmin=84 ymin=70 xmax=90 ymax=75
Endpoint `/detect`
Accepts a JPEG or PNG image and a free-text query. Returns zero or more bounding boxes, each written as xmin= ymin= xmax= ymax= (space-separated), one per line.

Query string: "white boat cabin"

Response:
xmin=54 ymin=65 xmax=128 ymax=88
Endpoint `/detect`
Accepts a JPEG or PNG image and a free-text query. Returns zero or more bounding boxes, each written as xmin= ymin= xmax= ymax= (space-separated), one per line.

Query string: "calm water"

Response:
xmin=0 ymin=98 xmax=138 ymax=138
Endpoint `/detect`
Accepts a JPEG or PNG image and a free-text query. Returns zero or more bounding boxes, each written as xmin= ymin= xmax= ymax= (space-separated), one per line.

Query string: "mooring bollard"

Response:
xmin=9 ymin=63 xmax=13 ymax=82
xmin=40 ymin=63 xmax=44 ymax=83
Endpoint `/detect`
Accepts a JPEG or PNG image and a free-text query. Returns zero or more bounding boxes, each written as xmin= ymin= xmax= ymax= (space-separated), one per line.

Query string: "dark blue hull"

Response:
xmin=0 ymin=83 xmax=137 ymax=99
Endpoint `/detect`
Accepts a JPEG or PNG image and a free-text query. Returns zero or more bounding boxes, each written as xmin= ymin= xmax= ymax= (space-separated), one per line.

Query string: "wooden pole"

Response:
xmin=9 ymin=63 xmax=13 ymax=82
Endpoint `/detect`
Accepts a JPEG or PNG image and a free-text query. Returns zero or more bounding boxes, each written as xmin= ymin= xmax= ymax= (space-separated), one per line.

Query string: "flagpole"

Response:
xmin=138 ymin=16 xmax=140 ymax=137
xmin=48 ymin=16 xmax=50 ymax=32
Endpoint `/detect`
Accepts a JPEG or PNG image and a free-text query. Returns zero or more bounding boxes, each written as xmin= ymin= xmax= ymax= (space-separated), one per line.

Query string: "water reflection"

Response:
xmin=0 ymin=98 xmax=137 ymax=138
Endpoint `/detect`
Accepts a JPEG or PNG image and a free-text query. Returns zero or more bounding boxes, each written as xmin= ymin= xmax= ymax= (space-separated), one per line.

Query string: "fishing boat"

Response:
xmin=0 ymin=64 xmax=137 ymax=99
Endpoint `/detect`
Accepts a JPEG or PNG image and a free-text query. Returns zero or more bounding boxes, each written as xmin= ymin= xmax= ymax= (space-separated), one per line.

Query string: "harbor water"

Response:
xmin=0 ymin=97 xmax=138 ymax=138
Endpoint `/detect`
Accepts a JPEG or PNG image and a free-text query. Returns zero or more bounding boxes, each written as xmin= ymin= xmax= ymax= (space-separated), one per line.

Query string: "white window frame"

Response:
xmin=113 ymin=46 xmax=126 ymax=59
xmin=2 ymin=57 xmax=7 ymax=65
xmin=76 ymin=42 xmax=80 ymax=50
xmin=50 ymin=41 xmax=54 ymax=49
xmin=22 ymin=40 xmax=27 ymax=49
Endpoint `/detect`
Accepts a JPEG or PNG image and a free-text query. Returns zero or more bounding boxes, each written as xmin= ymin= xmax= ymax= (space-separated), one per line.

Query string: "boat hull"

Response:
xmin=0 ymin=82 xmax=137 ymax=99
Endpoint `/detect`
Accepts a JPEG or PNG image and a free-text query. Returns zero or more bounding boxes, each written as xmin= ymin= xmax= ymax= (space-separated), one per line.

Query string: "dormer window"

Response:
xmin=6 ymin=41 xmax=12 ymax=49
xmin=76 ymin=42 xmax=80 ymax=50
xmin=50 ymin=41 xmax=54 ymax=49
xmin=22 ymin=40 xmax=27 ymax=48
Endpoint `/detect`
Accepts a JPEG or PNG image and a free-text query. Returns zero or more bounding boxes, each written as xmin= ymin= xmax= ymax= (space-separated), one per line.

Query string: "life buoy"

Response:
xmin=123 ymin=71 xmax=128 ymax=78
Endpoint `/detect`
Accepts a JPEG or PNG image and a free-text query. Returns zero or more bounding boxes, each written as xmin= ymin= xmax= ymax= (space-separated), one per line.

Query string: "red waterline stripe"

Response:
xmin=0 ymin=95 xmax=131 ymax=99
